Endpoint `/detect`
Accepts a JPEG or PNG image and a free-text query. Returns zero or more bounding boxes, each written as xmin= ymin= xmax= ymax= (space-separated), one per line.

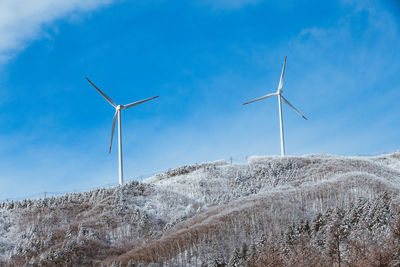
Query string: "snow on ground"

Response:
xmin=0 ymin=152 xmax=400 ymax=265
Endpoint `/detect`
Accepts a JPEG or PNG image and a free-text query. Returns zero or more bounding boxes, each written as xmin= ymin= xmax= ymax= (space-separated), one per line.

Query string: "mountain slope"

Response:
xmin=1 ymin=153 xmax=400 ymax=266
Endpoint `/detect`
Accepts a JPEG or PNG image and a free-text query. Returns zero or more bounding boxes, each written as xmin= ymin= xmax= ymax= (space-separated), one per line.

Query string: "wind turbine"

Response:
xmin=86 ymin=77 xmax=159 ymax=185
xmin=243 ymin=57 xmax=307 ymax=156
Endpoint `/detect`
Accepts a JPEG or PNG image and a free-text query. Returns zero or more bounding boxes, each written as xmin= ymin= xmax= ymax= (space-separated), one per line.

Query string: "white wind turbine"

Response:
xmin=86 ymin=77 xmax=159 ymax=185
xmin=243 ymin=57 xmax=307 ymax=156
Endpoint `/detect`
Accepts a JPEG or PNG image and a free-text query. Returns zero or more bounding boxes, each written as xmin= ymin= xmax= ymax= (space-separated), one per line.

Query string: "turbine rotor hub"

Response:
xmin=116 ymin=105 xmax=124 ymax=110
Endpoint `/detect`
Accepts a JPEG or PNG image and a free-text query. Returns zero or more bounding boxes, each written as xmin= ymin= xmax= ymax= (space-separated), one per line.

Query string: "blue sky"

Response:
xmin=1 ymin=0 xmax=400 ymax=200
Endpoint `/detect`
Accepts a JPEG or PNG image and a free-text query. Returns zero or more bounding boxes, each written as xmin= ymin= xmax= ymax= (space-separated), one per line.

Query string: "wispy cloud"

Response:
xmin=0 ymin=0 xmax=114 ymax=65
xmin=285 ymin=0 xmax=400 ymax=154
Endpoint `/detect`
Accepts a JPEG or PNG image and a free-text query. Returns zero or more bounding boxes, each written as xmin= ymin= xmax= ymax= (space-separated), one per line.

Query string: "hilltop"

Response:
xmin=1 ymin=153 xmax=400 ymax=266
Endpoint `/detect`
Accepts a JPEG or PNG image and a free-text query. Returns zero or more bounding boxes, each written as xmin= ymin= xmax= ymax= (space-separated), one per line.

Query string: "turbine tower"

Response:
xmin=86 ymin=77 xmax=159 ymax=185
xmin=243 ymin=57 xmax=307 ymax=156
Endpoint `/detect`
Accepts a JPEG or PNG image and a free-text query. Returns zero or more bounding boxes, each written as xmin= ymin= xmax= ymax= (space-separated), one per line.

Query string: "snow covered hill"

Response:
xmin=1 ymin=153 xmax=400 ymax=266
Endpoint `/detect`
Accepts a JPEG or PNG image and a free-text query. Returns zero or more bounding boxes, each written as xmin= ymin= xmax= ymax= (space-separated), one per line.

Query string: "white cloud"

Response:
xmin=0 ymin=0 xmax=114 ymax=65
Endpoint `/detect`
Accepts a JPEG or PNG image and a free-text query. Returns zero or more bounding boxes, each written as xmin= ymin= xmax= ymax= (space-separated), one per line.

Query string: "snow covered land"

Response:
xmin=1 ymin=153 xmax=400 ymax=266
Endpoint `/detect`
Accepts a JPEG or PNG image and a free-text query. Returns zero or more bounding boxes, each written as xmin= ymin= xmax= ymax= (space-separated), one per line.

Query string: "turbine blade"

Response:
xmin=123 ymin=96 xmax=159 ymax=109
xmin=278 ymin=56 xmax=287 ymax=92
xmin=86 ymin=77 xmax=117 ymax=108
xmin=243 ymin=93 xmax=276 ymax=105
xmin=109 ymin=111 xmax=118 ymax=153
xmin=281 ymin=95 xmax=308 ymax=120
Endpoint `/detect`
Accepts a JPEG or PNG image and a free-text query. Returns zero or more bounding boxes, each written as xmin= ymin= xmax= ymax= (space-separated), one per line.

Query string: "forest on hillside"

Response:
xmin=1 ymin=153 xmax=400 ymax=266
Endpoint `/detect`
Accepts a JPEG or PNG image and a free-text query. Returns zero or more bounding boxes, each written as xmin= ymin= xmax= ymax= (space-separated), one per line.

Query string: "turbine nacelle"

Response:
xmin=116 ymin=105 xmax=123 ymax=110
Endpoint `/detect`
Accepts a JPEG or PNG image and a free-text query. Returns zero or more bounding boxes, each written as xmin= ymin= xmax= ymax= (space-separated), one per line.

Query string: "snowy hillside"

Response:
xmin=1 ymin=153 xmax=400 ymax=266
